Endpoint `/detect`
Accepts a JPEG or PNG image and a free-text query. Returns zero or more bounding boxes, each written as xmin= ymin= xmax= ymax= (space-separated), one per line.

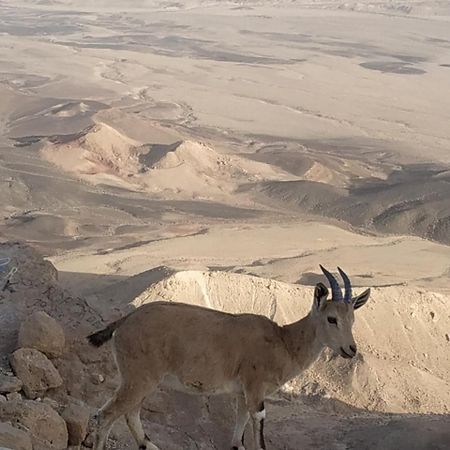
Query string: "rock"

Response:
xmin=61 ymin=403 xmax=91 ymax=445
xmin=6 ymin=392 xmax=21 ymax=402
xmin=0 ymin=422 xmax=33 ymax=450
xmin=0 ymin=374 xmax=22 ymax=394
xmin=0 ymin=400 xmax=68 ymax=450
xmin=0 ymin=395 xmax=6 ymax=403
xmin=42 ymin=397 xmax=60 ymax=411
xmin=10 ymin=348 xmax=63 ymax=399
xmin=0 ymin=242 xmax=102 ymax=357
xmin=91 ymin=373 xmax=105 ymax=385
xmin=18 ymin=311 xmax=65 ymax=358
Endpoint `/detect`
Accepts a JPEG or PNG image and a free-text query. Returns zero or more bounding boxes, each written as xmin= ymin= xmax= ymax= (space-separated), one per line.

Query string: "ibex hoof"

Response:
xmin=140 ymin=443 xmax=161 ymax=450
xmin=82 ymin=433 xmax=94 ymax=448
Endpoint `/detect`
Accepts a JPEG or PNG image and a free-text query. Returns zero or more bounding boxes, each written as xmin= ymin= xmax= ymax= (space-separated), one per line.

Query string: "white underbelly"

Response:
xmin=161 ymin=374 xmax=241 ymax=396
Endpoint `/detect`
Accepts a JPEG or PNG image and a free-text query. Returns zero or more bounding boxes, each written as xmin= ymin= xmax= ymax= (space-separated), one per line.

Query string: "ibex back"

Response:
xmin=86 ymin=266 xmax=370 ymax=450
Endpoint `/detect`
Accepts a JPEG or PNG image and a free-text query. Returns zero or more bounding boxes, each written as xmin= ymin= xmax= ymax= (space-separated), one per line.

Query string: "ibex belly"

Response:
xmin=161 ymin=373 xmax=241 ymax=396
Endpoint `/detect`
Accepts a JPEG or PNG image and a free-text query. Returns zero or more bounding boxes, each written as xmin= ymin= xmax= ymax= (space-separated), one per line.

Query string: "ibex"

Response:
xmin=86 ymin=266 xmax=370 ymax=450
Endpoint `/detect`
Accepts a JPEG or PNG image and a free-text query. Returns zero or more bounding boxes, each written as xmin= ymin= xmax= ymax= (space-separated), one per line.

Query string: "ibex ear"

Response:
xmin=313 ymin=282 xmax=328 ymax=311
xmin=353 ymin=288 xmax=370 ymax=310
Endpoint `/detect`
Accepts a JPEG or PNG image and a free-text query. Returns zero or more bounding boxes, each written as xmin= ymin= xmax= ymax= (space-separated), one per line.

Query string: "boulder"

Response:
xmin=10 ymin=348 xmax=63 ymax=399
xmin=18 ymin=311 xmax=65 ymax=358
xmin=5 ymin=392 xmax=21 ymax=402
xmin=61 ymin=402 xmax=91 ymax=445
xmin=0 ymin=375 xmax=22 ymax=394
xmin=42 ymin=397 xmax=60 ymax=411
xmin=0 ymin=422 xmax=32 ymax=450
xmin=0 ymin=241 xmax=102 ymax=356
xmin=0 ymin=400 xmax=68 ymax=450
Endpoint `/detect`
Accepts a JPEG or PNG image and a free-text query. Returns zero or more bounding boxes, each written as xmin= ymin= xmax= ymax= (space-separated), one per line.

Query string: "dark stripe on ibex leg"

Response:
xmin=258 ymin=401 xmax=266 ymax=450
xmin=260 ymin=418 xmax=266 ymax=449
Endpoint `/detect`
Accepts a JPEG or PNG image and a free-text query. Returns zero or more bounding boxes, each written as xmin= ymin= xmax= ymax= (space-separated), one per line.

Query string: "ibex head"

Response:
xmin=311 ymin=265 xmax=370 ymax=359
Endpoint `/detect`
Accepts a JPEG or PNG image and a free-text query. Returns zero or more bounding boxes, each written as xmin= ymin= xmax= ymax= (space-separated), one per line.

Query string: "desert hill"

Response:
xmin=249 ymin=163 xmax=450 ymax=244
xmin=244 ymin=142 xmax=383 ymax=188
xmin=39 ymin=120 xmax=450 ymax=246
xmin=41 ymin=122 xmax=289 ymax=200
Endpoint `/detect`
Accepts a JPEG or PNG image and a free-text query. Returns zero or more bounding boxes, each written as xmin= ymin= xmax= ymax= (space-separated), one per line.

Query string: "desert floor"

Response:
xmin=0 ymin=1 xmax=449 ymax=449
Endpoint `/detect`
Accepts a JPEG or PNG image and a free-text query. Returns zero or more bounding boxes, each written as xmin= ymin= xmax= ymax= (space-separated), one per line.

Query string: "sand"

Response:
xmin=0 ymin=1 xmax=449 ymax=449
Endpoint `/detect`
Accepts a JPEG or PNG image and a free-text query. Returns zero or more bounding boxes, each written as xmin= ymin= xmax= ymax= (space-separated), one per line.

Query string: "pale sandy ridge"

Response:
xmin=52 ymin=221 xmax=450 ymax=297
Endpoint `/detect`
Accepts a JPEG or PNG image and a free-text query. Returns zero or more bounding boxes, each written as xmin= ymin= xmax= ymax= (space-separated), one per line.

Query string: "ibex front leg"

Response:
xmin=244 ymin=386 xmax=267 ymax=450
xmin=231 ymin=394 xmax=249 ymax=450
xmin=250 ymin=401 xmax=266 ymax=450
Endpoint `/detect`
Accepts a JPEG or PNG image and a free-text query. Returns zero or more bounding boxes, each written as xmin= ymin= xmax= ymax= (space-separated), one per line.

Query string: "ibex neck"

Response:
xmin=282 ymin=314 xmax=324 ymax=373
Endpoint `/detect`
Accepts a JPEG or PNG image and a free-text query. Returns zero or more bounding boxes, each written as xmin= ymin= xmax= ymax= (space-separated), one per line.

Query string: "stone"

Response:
xmin=42 ymin=397 xmax=60 ymax=411
xmin=61 ymin=403 xmax=91 ymax=445
xmin=91 ymin=373 xmax=105 ymax=385
xmin=0 ymin=374 xmax=23 ymax=394
xmin=0 ymin=242 xmax=100 ymax=357
xmin=10 ymin=348 xmax=63 ymax=399
xmin=6 ymin=392 xmax=21 ymax=402
xmin=0 ymin=400 xmax=68 ymax=450
xmin=0 ymin=422 xmax=33 ymax=450
xmin=18 ymin=311 xmax=65 ymax=358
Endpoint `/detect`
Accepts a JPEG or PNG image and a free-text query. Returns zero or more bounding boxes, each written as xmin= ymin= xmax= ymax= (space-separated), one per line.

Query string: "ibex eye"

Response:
xmin=327 ymin=317 xmax=337 ymax=325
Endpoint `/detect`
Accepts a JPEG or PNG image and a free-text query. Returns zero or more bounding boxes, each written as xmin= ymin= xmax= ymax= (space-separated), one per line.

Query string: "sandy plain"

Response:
xmin=0 ymin=1 xmax=450 ymax=449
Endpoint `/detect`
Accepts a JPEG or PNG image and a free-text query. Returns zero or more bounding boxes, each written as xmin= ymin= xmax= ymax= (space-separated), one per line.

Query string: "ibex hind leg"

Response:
xmin=92 ymin=382 xmax=151 ymax=450
xmin=125 ymin=403 xmax=160 ymax=450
